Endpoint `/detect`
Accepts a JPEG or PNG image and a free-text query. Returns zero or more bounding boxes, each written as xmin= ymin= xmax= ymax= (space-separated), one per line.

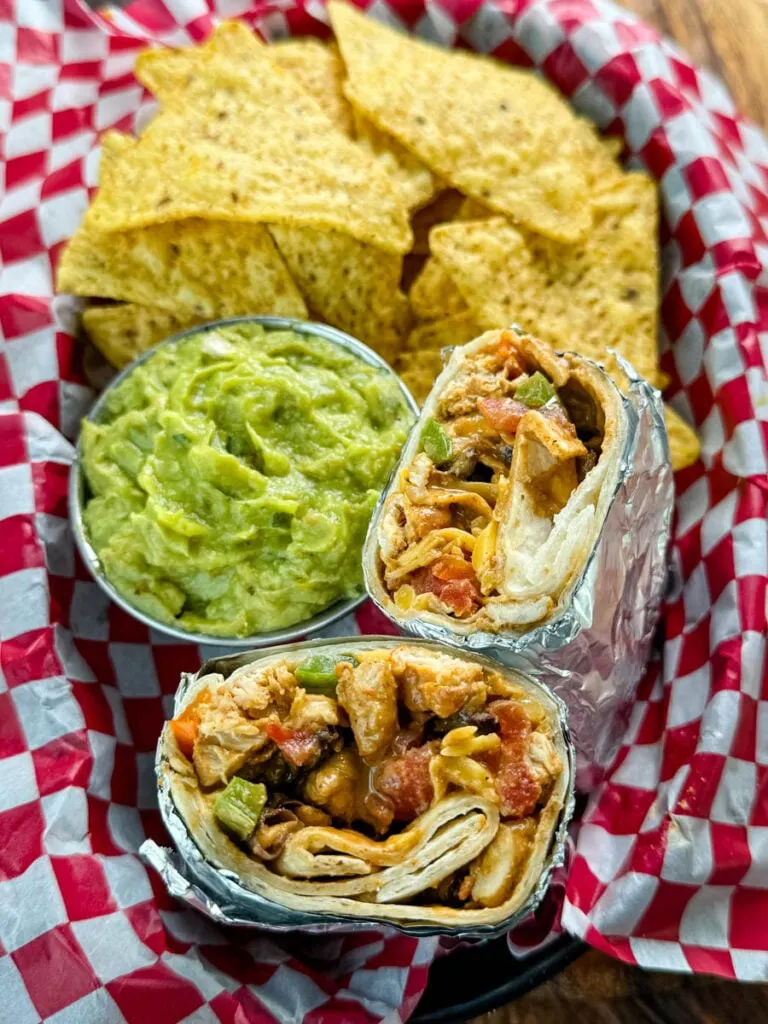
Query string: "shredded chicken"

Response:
xmin=229 ymin=661 xmax=296 ymax=719
xmin=438 ymin=369 xmax=517 ymax=419
xmin=336 ymin=659 xmax=398 ymax=761
xmin=526 ymin=730 xmax=561 ymax=787
xmin=285 ymin=691 xmax=339 ymax=733
xmin=193 ymin=690 xmax=273 ymax=788
xmin=391 ymin=647 xmax=486 ymax=719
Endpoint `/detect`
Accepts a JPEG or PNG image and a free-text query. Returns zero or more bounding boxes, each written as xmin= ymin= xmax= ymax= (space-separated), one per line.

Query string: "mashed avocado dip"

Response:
xmin=81 ymin=323 xmax=413 ymax=636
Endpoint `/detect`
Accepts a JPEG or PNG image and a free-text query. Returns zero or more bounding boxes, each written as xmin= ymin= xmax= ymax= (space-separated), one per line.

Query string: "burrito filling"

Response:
xmin=168 ymin=645 xmax=564 ymax=914
xmin=377 ymin=329 xmax=618 ymax=629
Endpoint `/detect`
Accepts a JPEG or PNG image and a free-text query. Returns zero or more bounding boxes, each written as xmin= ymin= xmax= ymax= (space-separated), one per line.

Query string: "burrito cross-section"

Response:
xmin=369 ymin=327 xmax=625 ymax=632
xmin=160 ymin=641 xmax=571 ymax=928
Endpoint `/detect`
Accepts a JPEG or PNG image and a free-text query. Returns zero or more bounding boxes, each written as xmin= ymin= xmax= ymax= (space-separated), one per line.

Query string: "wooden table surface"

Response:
xmin=474 ymin=1 xmax=768 ymax=1021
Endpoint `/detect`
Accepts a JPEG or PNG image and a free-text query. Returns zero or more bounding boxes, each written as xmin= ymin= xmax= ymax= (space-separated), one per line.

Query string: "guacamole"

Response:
xmin=81 ymin=323 xmax=413 ymax=636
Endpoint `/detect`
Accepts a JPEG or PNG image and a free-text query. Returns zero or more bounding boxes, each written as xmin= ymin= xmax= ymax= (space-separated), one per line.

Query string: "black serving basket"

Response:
xmin=413 ymin=936 xmax=584 ymax=1022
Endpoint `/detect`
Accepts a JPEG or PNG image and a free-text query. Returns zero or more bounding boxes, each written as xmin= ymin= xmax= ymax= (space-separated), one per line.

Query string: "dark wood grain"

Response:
xmin=472 ymin=2 xmax=768 ymax=1021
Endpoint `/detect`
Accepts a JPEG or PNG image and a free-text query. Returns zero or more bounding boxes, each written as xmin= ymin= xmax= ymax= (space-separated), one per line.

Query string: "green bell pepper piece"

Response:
xmin=295 ymin=653 xmax=359 ymax=693
xmin=214 ymin=777 xmax=267 ymax=842
xmin=514 ymin=372 xmax=556 ymax=408
xmin=421 ymin=417 xmax=452 ymax=465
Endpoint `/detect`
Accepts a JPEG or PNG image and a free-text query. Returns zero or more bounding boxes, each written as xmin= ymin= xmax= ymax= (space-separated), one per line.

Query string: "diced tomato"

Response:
xmin=374 ymin=744 xmax=436 ymax=821
xmin=169 ymin=691 xmax=211 ymax=760
xmin=478 ymin=397 xmax=529 ymax=435
xmin=490 ymin=701 xmax=541 ymax=818
xmin=409 ymin=564 xmax=481 ymax=618
xmin=439 ymin=579 xmax=481 ymax=617
xmin=263 ymin=721 xmax=318 ymax=767
xmin=432 ymin=556 xmax=477 ymax=581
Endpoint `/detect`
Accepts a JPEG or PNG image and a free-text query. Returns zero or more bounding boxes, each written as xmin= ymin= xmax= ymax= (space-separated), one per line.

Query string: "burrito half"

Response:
xmin=369 ymin=328 xmax=624 ymax=631
xmin=161 ymin=641 xmax=570 ymax=928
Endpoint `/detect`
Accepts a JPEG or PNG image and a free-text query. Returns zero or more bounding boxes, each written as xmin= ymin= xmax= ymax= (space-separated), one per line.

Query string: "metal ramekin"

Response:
xmin=69 ymin=315 xmax=418 ymax=647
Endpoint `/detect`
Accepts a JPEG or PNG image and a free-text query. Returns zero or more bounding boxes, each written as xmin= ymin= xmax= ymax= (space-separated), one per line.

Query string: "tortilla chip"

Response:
xmin=410 ymin=190 xmax=465 ymax=256
xmin=273 ymin=38 xmax=438 ymax=209
xmin=409 ymin=196 xmax=493 ymax=320
xmin=268 ymin=226 xmax=410 ymax=363
xmin=58 ymin=216 xmax=307 ymax=321
xmin=396 ymin=312 xmax=482 ymax=403
xmin=81 ymin=304 xmax=203 ymax=369
xmin=430 ymin=172 xmax=663 ymax=386
xmin=90 ymin=25 xmax=411 ymax=254
xmin=410 ymin=257 xmax=467 ymax=322
xmin=135 ymin=21 xmax=266 ymax=99
xmin=665 ymin=406 xmax=701 ymax=471
xmin=270 ymin=39 xmax=355 ymax=136
xmin=329 ymin=1 xmax=597 ymax=242
xmin=351 ymin=108 xmax=441 ymax=213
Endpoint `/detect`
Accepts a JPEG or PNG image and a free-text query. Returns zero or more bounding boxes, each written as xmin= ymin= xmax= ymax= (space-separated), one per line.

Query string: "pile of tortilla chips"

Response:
xmin=57 ymin=21 xmax=415 ymax=367
xmin=56 ymin=4 xmax=699 ymax=470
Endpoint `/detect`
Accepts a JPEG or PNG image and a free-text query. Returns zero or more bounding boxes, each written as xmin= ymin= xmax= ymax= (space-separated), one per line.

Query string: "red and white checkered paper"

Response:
xmin=1 ymin=0 xmax=768 ymax=1019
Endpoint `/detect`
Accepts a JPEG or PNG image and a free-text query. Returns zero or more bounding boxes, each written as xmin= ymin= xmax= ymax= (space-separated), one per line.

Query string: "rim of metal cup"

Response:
xmin=69 ymin=315 xmax=419 ymax=648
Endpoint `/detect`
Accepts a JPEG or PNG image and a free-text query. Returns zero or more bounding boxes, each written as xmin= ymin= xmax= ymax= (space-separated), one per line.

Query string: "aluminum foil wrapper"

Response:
xmin=364 ymin=357 xmax=675 ymax=789
xmin=140 ymin=637 xmax=575 ymax=939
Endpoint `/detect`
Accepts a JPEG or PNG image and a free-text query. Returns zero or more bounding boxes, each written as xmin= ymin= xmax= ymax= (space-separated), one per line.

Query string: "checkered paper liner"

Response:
xmin=1 ymin=0 xmax=768 ymax=1019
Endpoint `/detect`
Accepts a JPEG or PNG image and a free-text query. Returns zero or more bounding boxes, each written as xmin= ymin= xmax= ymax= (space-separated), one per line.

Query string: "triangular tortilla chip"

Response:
xmin=138 ymin=28 xmax=437 ymax=215
xmin=396 ymin=312 xmax=482 ymax=404
xmin=136 ymin=20 xmax=266 ymax=98
xmin=58 ymin=215 xmax=307 ymax=321
xmin=351 ymin=108 xmax=441 ymax=213
xmin=329 ymin=1 xmax=600 ymax=242
xmin=82 ymin=304 xmax=203 ymax=369
xmin=430 ymin=173 xmax=663 ymax=387
xmin=410 ymin=257 xmax=467 ymax=322
xmin=409 ymin=196 xmax=493 ymax=320
xmin=270 ymin=39 xmax=355 ymax=136
xmin=268 ymin=226 xmax=410 ymax=363
xmin=89 ymin=24 xmax=411 ymax=254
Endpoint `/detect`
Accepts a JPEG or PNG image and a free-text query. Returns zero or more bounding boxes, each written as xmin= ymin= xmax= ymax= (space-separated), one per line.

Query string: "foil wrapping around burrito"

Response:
xmin=140 ymin=637 xmax=575 ymax=938
xmin=363 ymin=340 xmax=674 ymax=789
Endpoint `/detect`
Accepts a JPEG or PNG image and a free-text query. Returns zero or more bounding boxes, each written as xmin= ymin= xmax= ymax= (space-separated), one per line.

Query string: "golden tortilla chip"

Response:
xmin=273 ymin=38 xmax=438 ymax=209
xmin=665 ymin=406 xmax=701 ymax=472
xmin=268 ymin=226 xmax=410 ymax=363
xmin=409 ymin=196 xmax=493 ymax=320
xmin=89 ymin=25 xmax=411 ymax=254
xmin=396 ymin=312 xmax=481 ymax=403
xmin=410 ymin=257 xmax=467 ymax=322
xmin=351 ymin=108 xmax=441 ymax=212
xmin=135 ymin=20 xmax=266 ymax=99
xmin=81 ymin=304 xmax=203 ymax=369
xmin=270 ymin=39 xmax=355 ymax=136
xmin=58 ymin=216 xmax=307 ymax=321
xmin=329 ymin=1 xmax=597 ymax=242
xmin=430 ymin=172 xmax=663 ymax=386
